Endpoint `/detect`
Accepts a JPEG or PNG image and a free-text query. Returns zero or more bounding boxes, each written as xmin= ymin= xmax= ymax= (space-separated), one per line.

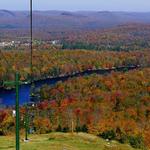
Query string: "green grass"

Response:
xmin=0 ymin=132 xmax=140 ymax=150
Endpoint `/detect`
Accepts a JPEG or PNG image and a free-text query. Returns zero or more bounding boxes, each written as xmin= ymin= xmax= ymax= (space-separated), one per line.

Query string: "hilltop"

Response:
xmin=0 ymin=132 xmax=140 ymax=150
xmin=0 ymin=10 xmax=150 ymax=29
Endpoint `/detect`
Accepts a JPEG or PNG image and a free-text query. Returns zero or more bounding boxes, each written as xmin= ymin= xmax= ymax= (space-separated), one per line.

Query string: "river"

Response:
xmin=0 ymin=66 xmax=138 ymax=106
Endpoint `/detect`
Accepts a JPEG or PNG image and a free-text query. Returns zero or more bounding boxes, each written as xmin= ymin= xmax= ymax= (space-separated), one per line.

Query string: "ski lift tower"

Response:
xmin=2 ymin=74 xmax=21 ymax=150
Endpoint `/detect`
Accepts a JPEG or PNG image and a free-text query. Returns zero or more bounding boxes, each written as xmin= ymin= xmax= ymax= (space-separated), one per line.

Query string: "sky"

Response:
xmin=0 ymin=0 xmax=150 ymax=12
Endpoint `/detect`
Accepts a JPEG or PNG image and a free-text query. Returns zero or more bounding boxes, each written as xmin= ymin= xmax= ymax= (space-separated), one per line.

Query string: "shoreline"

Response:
xmin=0 ymin=65 xmax=141 ymax=91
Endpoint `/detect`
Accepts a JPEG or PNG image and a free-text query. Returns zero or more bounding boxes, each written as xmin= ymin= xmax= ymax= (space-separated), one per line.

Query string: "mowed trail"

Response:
xmin=0 ymin=132 xmax=139 ymax=150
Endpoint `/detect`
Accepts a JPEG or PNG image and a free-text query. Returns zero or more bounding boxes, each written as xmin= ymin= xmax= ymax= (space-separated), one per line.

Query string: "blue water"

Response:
xmin=0 ymin=77 xmax=66 ymax=106
xmin=0 ymin=84 xmax=30 ymax=106
xmin=0 ymin=66 xmax=137 ymax=106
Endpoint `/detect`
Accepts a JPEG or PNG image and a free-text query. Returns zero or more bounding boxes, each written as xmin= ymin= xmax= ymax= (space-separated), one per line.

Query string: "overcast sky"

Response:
xmin=0 ymin=0 xmax=150 ymax=12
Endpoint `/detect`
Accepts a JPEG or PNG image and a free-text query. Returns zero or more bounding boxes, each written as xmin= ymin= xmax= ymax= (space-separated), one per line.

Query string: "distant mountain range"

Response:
xmin=0 ymin=10 xmax=150 ymax=30
xmin=0 ymin=10 xmax=150 ymax=40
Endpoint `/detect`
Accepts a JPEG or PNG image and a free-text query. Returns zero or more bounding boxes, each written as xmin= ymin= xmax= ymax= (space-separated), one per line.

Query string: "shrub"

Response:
xmin=62 ymin=127 xmax=69 ymax=133
xmin=128 ymin=135 xmax=145 ymax=149
xmin=81 ymin=124 xmax=88 ymax=133
xmin=76 ymin=126 xmax=81 ymax=132
xmin=144 ymin=131 xmax=150 ymax=149
xmin=0 ymin=111 xmax=14 ymax=135
xmin=33 ymin=117 xmax=51 ymax=134
xmin=100 ymin=130 xmax=116 ymax=140
xmin=118 ymin=134 xmax=128 ymax=144
xmin=56 ymin=125 xmax=62 ymax=132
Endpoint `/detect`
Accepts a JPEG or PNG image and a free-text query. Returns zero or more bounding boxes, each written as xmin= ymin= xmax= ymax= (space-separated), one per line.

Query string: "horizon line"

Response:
xmin=0 ymin=9 xmax=150 ymax=13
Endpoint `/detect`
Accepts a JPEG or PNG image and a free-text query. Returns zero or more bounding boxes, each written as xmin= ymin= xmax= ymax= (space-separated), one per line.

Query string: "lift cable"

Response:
xmin=24 ymin=0 xmax=34 ymax=141
xmin=30 ymin=0 xmax=33 ymax=83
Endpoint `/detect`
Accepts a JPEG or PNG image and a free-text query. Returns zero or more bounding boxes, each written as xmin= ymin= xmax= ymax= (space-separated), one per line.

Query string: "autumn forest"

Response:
xmin=0 ymin=10 xmax=150 ymax=150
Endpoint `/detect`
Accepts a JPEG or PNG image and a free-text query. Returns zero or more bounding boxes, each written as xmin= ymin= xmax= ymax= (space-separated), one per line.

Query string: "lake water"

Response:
xmin=0 ymin=66 xmax=137 ymax=106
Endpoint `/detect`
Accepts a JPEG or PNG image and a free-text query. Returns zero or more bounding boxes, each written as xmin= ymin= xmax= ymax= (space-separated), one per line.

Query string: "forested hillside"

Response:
xmin=0 ymin=50 xmax=149 ymax=82
xmin=62 ymin=24 xmax=150 ymax=51
xmin=1 ymin=68 xmax=150 ymax=149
